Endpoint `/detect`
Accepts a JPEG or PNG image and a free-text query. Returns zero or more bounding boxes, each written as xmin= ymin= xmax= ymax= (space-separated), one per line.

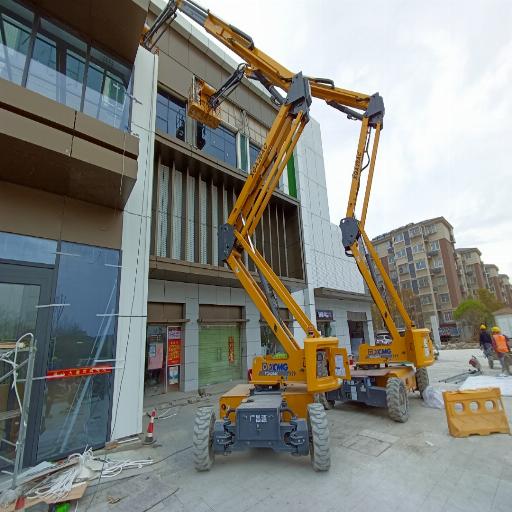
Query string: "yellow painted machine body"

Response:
xmin=188 ymin=77 xmax=221 ymax=129
xmin=358 ymin=328 xmax=435 ymax=369
xmin=220 ymin=383 xmax=318 ymax=422
xmin=351 ymin=366 xmax=417 ymax=390
xmin=250 ymin=339 xmax=350 ymax=392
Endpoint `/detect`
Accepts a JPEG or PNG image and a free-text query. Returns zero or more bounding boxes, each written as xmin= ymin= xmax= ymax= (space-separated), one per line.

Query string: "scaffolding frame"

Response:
xmin=0 ymin=334 xmax=36 ymax=489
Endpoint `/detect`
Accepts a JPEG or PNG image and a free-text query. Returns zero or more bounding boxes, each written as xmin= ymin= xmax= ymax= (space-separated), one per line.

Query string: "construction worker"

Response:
xmin=479 ymin=324 xmax=493 ymax=360
xmin=491 ymin=326 xmax=511 ymax=376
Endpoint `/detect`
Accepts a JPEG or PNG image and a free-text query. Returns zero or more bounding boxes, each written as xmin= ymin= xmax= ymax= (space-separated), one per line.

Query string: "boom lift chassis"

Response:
xmin=143 ymin=0 xmax=435 ymax=470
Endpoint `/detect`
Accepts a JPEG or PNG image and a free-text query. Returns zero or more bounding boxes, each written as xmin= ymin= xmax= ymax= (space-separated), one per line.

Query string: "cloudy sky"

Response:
xmin=203 ymin=0 xmax=512 ymax=275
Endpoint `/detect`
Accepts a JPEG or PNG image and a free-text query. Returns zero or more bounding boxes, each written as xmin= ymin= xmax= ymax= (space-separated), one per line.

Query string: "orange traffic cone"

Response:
xmin=143 ymin=409 xmax=156 ymax=445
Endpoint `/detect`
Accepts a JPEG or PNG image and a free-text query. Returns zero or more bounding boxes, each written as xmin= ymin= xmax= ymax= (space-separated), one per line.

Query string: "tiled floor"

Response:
xmin=83 ymin=349 xmax=512 ymax=512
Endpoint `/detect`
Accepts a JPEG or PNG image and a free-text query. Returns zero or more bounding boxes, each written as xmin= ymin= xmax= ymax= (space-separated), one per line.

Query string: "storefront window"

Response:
xmin=0 ymin=0 xmax=132 ymax=131
xmin=36 ymin=242 xmax=120 ymax=461
xmin=0 ymin=231 xmax=57 ymax=264
xmin=145 ymin=324 xmax=182 ymax=394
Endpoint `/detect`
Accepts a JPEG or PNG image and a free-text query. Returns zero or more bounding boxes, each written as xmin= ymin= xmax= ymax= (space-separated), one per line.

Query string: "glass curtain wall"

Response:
xmin=0 ymin=0 xmax=132 ymax=130
xmin=0 ymin=231 xmax=121 ymax=463
xmin=36 ymin=242 xmax=120 ymax=461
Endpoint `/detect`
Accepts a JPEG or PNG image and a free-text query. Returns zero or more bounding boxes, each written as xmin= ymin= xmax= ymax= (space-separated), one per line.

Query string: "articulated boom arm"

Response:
xmin=339 ymin=117 xmax=434 ymax=368
xmin=146 ymin=0 xmax=429 ymax=384
xmin=340 ymin=116 xmax=412 ymax=343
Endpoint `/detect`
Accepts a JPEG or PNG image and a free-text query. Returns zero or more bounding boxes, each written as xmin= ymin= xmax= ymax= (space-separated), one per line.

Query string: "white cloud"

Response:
xmin=198 ymin=0 xmax=512 ymax=275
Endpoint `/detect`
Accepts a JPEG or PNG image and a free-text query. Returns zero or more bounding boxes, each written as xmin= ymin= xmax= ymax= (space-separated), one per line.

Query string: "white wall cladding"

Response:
xmin=292 ymin=118 xmax=374 ymax=348
xmin=295 ymin=119 xmax=365 ymax=294
xmin=112 ymin=47 xmax=157 ymax=440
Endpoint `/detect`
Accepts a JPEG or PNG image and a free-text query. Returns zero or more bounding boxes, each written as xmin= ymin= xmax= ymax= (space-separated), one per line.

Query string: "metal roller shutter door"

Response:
xmin=198 ymin=324 xmax=241 ymax=387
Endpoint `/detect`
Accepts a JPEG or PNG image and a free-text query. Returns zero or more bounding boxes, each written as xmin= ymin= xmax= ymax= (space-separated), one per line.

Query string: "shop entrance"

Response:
xmin=145 ymin=303 xmax=186 ymax=395
xmin=0 ymin=234 xmax=121 ymax=467
xmin=0 ymin=264 xmax=52 ymax=468
xmin=145 ymin=324 xmax=183 ymax=395
xmin=198 ymin=305 xmax=244 ymax=388
xmin=316 ymin=309 xmax=334 ymax=338
xmin=347 ymin=311 xmax=369 ymax=358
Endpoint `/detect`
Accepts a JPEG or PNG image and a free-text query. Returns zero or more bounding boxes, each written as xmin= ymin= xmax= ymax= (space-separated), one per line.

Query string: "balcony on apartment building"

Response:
xmin=0 ymin=0 xmax=149 ymax=208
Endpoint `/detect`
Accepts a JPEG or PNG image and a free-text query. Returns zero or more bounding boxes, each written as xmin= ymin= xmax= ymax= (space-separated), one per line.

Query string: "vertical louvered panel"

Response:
xmin=186 ymin=174 xmax=195 ymax=262
xmin=157 ymin=165 xmax=169 ymax=258
xmin=199 ymin=178 xmax=208 ymax=264
xmin=171 ymin=169 xmax=183 ymax=259
xmin=212 ymin=183 xmax=218 ymax=266
xmin=222 ymin=186 xmax=228 ymax=223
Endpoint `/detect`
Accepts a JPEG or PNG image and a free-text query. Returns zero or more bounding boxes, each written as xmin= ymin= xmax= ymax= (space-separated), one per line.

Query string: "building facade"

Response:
xmin=455 ymin=248 xmax=486 ymax=299
xmin=372 ymin=217 xmax=462 ymax=332
xmin=143 ymin=0 xmax=374 ymax=394
xmin=0 ymin=0 xmax=376 ymax=466
xmin=484 ymin=264 xmax=512 ymax=306
xmin=0 ymin=0 xmax=151 ymax=464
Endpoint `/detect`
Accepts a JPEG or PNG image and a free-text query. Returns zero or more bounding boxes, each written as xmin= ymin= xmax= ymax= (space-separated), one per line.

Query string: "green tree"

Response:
xmin=371 ymin=304 xmax=385 ymax=332
xmin=477 ymin=288 xmax=504 ymax=312
xmin=454 ymin=299 xmax=494 ymax=337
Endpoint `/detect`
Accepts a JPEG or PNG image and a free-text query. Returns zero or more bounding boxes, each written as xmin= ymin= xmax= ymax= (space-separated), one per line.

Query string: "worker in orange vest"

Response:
xmin=491 ymin=326 xmax=511 ymax=376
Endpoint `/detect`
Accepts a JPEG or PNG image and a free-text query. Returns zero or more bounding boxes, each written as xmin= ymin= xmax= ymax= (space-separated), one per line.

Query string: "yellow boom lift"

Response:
xmin=142 ymin=0 xmax=434 ymax=470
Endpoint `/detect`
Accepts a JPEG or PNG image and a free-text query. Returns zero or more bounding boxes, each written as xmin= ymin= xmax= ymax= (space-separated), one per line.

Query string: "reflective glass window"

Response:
xmin=156 ymin=89 xmax=186 ymax=141
xmin=84 ymin=47 xmax=131 ymax=130
xmin=36 ymin=241 xmax=120 ymax=461
xmin=239 ymin=134 xmax=249 ymax=172
xmin=0 ymin=1 xmax=33 ymax=84
xmin=27 ymin=30 xmax=58 ymax=101
xmin=249 ymin=141 xmax=260 ymax=168
xmin=0 ymin=0 xmax=132 ymax=131
xmin=0 ymin=231 xmax=57 ymax=264
xmin=197 ymin=123 xmax=237 ymax=167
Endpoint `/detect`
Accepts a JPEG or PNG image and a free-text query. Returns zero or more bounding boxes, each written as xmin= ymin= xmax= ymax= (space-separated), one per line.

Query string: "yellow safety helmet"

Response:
xmin=491 ymin=326 xmax=500 ymax=333
xmin=480 ymin=324 xmax=487 ymax=330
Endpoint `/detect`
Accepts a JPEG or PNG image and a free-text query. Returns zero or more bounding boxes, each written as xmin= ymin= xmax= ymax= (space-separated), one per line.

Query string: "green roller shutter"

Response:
xmin=199 ymin=324 xmax=241 ymax=387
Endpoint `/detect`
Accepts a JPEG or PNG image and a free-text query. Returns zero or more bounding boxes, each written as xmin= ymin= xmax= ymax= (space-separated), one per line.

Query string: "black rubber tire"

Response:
xmin=416 ymin=367 xmax=429 ymax=397
xmin=386 ymin=377 xmax=409 ymax=423
xmin=307 ymin=403 xmax=330 ymax=471
xmin=193 ymin=407 xmax=215 ymax=471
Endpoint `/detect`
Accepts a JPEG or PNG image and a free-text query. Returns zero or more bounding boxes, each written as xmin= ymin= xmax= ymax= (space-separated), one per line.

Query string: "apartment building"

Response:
xmin=455 ymin=248 xmax=486 ymax=298
xmin=372 ymin=217 xmax=462 ymax=332
xmin=498 ymin=275 xmax=512 ymax=306
xmin=484 ymin=264 xmax=512 ymax=306
xmin=0 ymin=0 xmax=151 ymax=465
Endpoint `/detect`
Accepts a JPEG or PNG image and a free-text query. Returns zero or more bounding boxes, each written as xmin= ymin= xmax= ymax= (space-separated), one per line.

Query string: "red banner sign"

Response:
xmin=47 ymin=365 xmax=112 ymax=379
xmin=228 ymin=336 xmax=235 ymax=364
xmin=167 ymin=326 xmax=181 ymax=365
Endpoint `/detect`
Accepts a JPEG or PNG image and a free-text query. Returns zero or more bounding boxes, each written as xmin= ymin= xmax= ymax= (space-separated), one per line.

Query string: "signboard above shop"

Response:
xmin=316 ymin=310 xmax=334 ymax=321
